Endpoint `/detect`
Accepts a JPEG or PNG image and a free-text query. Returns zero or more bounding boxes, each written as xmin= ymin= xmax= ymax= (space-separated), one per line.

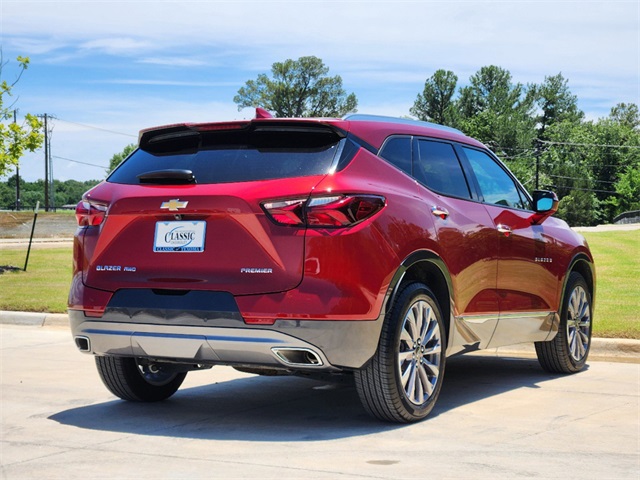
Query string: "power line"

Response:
xmin=52 ymin=155 xmax=108 ymax=169
xmin=547 ymin=184 xmax=618 ymax=195
xmin=537 ymin=139 xmax=640 ymax=149
xmin=56 ymin=118 xmax=137 ymax=138
xmin=546 ymin=174 xmax=617 ymax=185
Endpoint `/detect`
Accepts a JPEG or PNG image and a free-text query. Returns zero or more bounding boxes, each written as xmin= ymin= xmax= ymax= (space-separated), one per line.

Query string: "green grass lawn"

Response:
xmin=582 ymin=230 xmax=639 ymax=339
xmin=0 ymin=229 xmax=638 ymax=338
xmin=0 ymin=247 xmax=72 ymax=313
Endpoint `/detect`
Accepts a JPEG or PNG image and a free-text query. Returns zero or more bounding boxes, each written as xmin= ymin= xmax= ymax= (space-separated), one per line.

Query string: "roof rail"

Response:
xmin=343 ymin=114 xmax=463 ymax=135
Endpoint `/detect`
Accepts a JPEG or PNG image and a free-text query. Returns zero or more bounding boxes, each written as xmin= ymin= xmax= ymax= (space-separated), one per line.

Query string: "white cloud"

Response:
xmin=138 ymin=57 xmax=208 ymax=67
xmin=102 ymin=79 xmax=238 ymax=88
xmin=79 ymin=38 xmax=153 ymax=55
xmin=3 ymin=37 xmax=68 ymax=55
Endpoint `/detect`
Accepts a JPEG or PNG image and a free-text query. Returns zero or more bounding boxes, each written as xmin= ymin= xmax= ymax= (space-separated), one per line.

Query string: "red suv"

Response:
xmin=69 ymin=111 xmax=595 ymax=422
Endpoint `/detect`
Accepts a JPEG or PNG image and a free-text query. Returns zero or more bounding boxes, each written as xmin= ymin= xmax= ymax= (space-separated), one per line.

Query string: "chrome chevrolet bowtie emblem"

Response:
xmin=160 ymin=199 xmax=188 ymax=211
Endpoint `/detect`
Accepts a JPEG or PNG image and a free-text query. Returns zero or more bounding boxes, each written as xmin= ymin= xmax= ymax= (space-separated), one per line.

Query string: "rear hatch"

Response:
xmin=81 ymin=121 xmax=351 ymax=295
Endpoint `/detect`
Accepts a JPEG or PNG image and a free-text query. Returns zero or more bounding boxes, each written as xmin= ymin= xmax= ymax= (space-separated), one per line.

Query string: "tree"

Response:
xmin=52 ymin=178 xmax=101 ymax=206
xmin=609 ymin=103 xmax=640 ymax=130
xmin=457 ymin=66 xmax=532 ymax=117
xmin=456 ymin=66 xmax=537 ymax=153
xmin=604 ymin=165 xmax=640 ymax=216
xmin=108 ymin=143 xmax=136 ymax=173
xmin=534 ymin=73 xmax=583 ymax=140
xmin=410 ymin=70 xmax=458 ymax=125
xmin=0 ymin=180 xmax=13 ymax=208
xmin=0 ymin=54 xmax=44 ymax=177
xmin=233 ymin=56 xmax=357 ymax=118
xmin=556 ymin=191 xmax=600 ymax=227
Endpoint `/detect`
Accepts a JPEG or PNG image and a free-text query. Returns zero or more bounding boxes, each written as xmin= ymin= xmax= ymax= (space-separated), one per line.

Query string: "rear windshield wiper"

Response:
xmin=137 ymin=169 xmax=196 ymax=185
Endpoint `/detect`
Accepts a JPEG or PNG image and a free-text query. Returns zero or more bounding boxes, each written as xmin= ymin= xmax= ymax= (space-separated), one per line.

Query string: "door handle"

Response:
xmin=431 ymin=206 xmax=449 ymax=220
xmin=497 ymin=224 xmax=512 ymax=237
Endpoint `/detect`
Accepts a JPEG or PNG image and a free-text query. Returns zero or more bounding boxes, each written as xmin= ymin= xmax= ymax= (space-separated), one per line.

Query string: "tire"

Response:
xmin=355 ymin=282 xmax=446 ymax=423
xmin=95 ymin=356 xmax=187 ymax=402
xmin=535 ymin=272 xmax=592 ymax=373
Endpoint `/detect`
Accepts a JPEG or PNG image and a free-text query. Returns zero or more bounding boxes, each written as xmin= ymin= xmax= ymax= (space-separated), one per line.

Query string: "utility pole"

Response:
xmin=44 ymin=114 xmax=49 ymax=211
xmin=36 ymin=113 xmax=55 ymax=211
xmin=48 ymin=129 xmax=54 ymax=211
xmin=534 ymin=139 xmax=541 ymax=190
xmin=14 ymin=110 xmax=21 ymax=211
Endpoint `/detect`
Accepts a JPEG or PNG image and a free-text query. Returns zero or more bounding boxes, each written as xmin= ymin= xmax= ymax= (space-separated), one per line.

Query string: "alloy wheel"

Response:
xmin=398 ymin=299 xmax=442 ymax=405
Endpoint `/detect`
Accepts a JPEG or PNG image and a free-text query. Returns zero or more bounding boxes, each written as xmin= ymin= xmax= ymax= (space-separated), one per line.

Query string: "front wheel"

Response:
xmin=535 ymin=272 xmax=592 ymax=373
xmin=355 ymin=282 xmax=446 ymax=423
xmin=95 ymin=356 xmax=187 ymax=402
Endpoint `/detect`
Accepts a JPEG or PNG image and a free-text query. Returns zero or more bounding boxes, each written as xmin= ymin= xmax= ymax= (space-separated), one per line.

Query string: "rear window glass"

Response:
xmin=108 ymin=129 xmax=345 ymax=185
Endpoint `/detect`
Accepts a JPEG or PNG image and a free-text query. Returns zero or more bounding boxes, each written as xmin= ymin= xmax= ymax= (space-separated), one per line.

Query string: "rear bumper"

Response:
xmin=69 ymin=309 xmax=383 ymax=371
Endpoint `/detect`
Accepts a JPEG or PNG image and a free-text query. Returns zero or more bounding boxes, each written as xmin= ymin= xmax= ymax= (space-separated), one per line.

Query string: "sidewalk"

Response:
xmin=2 ymin=310 xmax=638 ymax=363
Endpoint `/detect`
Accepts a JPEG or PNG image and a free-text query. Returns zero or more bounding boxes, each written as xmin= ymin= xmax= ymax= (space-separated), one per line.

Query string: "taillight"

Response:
xmin=261 ymin=198 xmax=306 ymax=225
xmin=75 ymin=200 xmax=107 ymax=227
xmin=262 ymin=195 xmax=385 ymax=228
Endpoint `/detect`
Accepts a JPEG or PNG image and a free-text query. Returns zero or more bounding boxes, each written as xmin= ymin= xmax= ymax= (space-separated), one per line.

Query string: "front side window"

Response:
xmin=416 ymin=140 xmax=471 ymax=199
xmin=463 ymin=147 xmax=530 ymax=210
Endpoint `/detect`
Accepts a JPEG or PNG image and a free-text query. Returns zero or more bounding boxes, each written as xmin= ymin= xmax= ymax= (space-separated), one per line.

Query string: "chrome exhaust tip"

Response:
xmin=271 ymin=347 xmax=323 ymax=367
xmin=74 ymin=336 xmax=91 ymax=352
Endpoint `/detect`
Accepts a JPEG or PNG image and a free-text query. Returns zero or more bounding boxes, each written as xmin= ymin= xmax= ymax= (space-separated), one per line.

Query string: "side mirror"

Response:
xmin=529 ymin=190 xmax=559 ymax=225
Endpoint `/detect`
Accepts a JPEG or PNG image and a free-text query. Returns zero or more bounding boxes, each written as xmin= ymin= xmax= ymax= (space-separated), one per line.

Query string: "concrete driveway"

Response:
xmin=1 ymin=324 xmax=638 ymax=479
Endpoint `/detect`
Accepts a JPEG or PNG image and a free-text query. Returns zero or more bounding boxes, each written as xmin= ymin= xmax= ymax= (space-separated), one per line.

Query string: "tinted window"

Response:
xmin=463 ymin=147 xmax=530 ymax=209
xmin=379 ymin=137 xmax=412 ymax=176
xmin=416 ymin=140 xmax=471 ymax=199
xmin=109 ymin=132 xmax=342 ymax=185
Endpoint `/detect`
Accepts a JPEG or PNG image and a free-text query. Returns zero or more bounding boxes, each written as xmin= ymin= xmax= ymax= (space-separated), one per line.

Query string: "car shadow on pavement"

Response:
xmin=434 ymin=354 xmax=588 ymax=415
xmin=49 ymin=355 xmax=580 ymax=441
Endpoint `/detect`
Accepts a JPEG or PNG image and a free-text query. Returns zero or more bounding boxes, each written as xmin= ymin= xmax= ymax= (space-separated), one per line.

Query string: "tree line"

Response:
xmin=0 ymin=176 xmax=101 ymax=210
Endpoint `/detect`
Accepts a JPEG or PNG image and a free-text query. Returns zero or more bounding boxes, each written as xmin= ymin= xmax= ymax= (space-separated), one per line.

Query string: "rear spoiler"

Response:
xmin=139 ymin=114 xmax=347 ymax=154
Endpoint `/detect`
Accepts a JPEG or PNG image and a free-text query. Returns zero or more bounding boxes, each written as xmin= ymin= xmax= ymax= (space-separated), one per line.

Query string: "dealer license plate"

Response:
xmin=154 ymin=221 xmax=206 ymax=252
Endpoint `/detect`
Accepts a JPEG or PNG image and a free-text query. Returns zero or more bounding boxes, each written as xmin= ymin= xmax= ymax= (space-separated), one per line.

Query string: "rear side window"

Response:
xmin=379 ymin=136 xmax=412 ymax=176
xmin=415 ymin=140 xmax=471 ymax=199
xmin=108 ymin=128 xmax=345 ymax=185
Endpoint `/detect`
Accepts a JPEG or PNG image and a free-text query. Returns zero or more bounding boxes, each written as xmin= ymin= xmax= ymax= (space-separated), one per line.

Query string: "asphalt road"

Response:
xmin=1 ymin=324 xmax=638 ymax=480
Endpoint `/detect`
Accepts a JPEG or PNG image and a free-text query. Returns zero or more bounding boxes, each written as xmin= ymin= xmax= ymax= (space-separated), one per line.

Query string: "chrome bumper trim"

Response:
xmin=72 ymin=320 xmax=336 ymax=371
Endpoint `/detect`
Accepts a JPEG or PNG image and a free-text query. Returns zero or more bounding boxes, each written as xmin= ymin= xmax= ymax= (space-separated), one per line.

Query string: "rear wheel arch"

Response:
xmin=384 ymin=251 xmax=454 ymax=348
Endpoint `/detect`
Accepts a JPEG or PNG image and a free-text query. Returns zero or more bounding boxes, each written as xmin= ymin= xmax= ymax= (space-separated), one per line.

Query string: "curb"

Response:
xmin=0 ymin=310 xmax=69 ymax=327
xmin=474 ymin=338 xmax=640 ymax=363
xmin=1 ymin=310 xmax=638 ymax=362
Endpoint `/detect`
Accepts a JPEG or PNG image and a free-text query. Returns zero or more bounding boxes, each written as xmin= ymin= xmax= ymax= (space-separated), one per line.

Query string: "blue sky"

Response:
xmin=2 ymin=0 xmax=639 ymax=182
